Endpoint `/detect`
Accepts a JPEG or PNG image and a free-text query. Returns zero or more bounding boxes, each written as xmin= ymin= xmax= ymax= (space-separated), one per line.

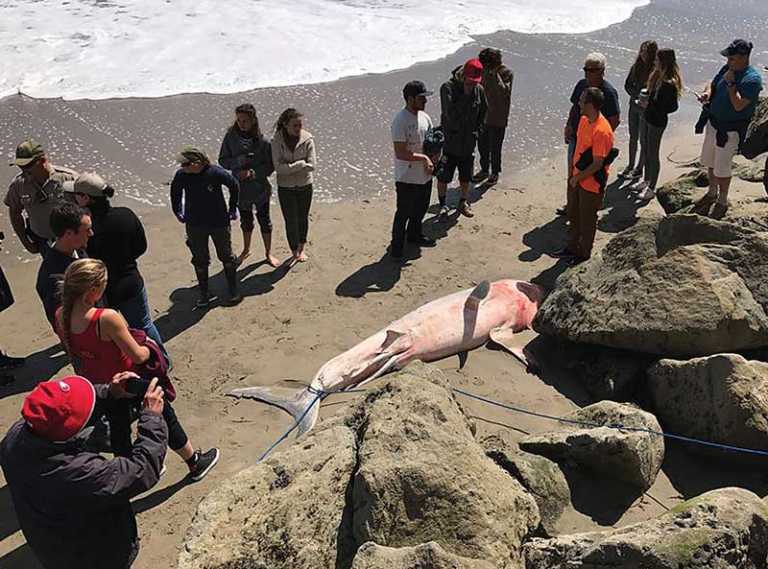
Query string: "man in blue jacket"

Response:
xmin=171 ymin=146 xmax=242 ymax=307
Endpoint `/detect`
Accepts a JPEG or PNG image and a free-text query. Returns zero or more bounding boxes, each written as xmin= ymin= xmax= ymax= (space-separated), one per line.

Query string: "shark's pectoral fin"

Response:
xmin=378 ymin=329 xmax=412 ymax=355
xmin=458 ymin=350 xmax=469 ymax=369
xmin=489 ymin=327 xmax=538 ymax=373
xmin=465 ymin=280 xmax=491 ymax=311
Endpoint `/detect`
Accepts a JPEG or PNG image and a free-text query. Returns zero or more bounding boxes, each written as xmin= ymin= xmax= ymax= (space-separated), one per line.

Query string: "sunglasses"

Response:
xmin=180 ymin=161 xmax=193 ymax=168
xmin=583 ymin=67 xmax=603 ymax=73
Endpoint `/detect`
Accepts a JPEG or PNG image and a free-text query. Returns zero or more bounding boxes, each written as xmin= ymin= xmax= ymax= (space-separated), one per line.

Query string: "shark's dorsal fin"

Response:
xmin=465 ymin=280 xmax=491 ymax=311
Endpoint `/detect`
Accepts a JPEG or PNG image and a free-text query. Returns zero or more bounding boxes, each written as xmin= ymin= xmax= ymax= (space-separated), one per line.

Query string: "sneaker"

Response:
xmin=617 ymin=166 xmax=633 ymax=179
xmin=472 ymin=170 xmax=489 ymax=183
xmin=458 ymin=200 xmax=474 ymax=218
xmin=408 ymin=235 xmax=436 ymax=247
xmin=187 ymin=448 xmax=220 ymax=482
xmin=710 ymin=202 xmax=728 ymax=220
xmin=439 ymin=205 xmax=450 ymax=218
xmin=551 ymin=247 xmax=576 ymax=258
xmin=195 ymin=293 xmax=213 ymax=309
xmin=555 ymin=205 xmax=567 ymax=216
xmin=628 ymin=179 xmax=648 ymax=193
xmin=486 ymin=173 xmax=499 ymax=186
xmin=225 ymin=292 xmax=243 ymax=306
xmin=0 ymin=352 xmax=24 ymax=370
xmin=636 ymin=186 xmax=655 ymax=202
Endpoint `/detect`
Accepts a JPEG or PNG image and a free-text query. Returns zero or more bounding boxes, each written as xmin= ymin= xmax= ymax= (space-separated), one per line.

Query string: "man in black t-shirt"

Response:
xmin=557 ymin=52 xmax=621 ymax=216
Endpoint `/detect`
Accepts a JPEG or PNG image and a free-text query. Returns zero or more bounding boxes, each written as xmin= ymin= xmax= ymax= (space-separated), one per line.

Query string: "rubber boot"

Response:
xmin=194 ymin=267 xmax=212 ymax=308
xmin=224 ymin=264 xmax=242 ymax=305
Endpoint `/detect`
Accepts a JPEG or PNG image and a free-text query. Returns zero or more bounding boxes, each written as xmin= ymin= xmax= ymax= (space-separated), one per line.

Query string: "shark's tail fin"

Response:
xmin=227 ymin=386 xmax=321 ymax=436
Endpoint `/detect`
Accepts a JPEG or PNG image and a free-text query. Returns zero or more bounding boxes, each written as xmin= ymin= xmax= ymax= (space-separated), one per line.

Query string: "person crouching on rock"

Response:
xmin=272 ymin=108 xmax=316 ymax=265
xmin=54 ymin=258 xmax=220 ymax=482
xmin=219 ymin=104 xmax=279 ymax=268
xmin=0 ymin=374 xmax=166 ymax=569
xmin=171 ymin=145 xmax=242 ymax=307
xmin=554 ymin=87 xmax=615 ymax=265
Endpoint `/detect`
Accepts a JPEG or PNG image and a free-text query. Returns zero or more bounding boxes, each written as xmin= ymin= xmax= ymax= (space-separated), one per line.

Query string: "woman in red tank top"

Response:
xmin=55 ymin=259 xmax=220 ymax=481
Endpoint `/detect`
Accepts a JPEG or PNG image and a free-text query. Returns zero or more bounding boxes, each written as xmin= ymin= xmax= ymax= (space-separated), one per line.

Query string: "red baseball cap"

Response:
xmin=463 ymin=58 xmax=484 ymax=83
xmin=22 ymin=376 xmax=96 ymax=442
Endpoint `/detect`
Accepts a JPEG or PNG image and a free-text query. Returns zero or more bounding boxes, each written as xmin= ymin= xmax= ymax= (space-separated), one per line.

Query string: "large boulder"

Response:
xmin=519 ymin=401 xmax=664 ymax=490
xmin=524 ymin=487 xmax=768 ymax=568
xmin=480 ymin=434 xmax=571 ymax=536
xmin=647 ymin=353 xmax=768 ymax=454
xmin=351 ymin=542 xmax=494 ymax=569
xmin=535 ymin=214 xmax=768 ymax=356
xmin=178 ymin=422 xmax=358 ymax=569
xmin=655 ymin=170 xmax=708 ymax=214
xmin=352 ymin=365 xmax=540 ymax=568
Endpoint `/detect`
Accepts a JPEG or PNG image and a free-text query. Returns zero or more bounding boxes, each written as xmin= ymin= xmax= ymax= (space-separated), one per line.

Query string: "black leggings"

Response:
xmin=98 ymin=397 xmax=188 ymax=456
xmin=278 ymin=185 xmax=313 ymax=252
xmin=239 ymin=201 xmax=272 ymax=233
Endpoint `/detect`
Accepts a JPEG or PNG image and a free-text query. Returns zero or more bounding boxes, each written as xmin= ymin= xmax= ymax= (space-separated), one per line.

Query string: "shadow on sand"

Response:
xmin=0 ymin=343 xmax=69 ymax=400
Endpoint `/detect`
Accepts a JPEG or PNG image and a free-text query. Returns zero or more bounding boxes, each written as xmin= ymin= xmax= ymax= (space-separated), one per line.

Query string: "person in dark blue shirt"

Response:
xmin=557 ymin=52 xmax=621 ymax=216
xmin=170 ymin=146 xmax=242 ymax=308
xmin=695 ymin=39 xmax=763 ymax=219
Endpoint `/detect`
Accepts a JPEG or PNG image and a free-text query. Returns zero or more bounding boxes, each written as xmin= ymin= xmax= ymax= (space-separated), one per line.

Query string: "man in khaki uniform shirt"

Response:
xmin=4 ymin=141 xmax=77 ymax=256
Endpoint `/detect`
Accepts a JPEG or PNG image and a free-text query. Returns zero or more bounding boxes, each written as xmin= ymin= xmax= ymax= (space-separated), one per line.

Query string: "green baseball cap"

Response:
xmin=11 ymin=141 xmax=45 ymax=167
xmin=175 ymin=145 xmax=209 ymax=164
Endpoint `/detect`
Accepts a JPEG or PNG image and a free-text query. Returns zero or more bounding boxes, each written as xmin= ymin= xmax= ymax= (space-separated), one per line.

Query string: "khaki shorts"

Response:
xmin=700 ymin=121 xmax=739 ymax=178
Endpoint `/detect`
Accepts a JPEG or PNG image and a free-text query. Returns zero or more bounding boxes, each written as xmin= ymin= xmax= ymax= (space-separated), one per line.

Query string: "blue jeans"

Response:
xmin=115 ymin=285 xmax=168 ymax=360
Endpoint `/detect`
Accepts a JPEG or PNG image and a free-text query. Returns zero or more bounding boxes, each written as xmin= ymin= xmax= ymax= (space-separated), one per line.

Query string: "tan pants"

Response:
xmin=567 ymin=184 xmax=602 ymax=259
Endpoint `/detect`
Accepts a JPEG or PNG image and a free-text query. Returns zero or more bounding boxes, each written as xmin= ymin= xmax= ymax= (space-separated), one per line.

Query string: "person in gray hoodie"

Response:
xmin=272 ymin=108 xmax=316 ymax=265
xmin=219 ymin=104 xmax=278 ymax=267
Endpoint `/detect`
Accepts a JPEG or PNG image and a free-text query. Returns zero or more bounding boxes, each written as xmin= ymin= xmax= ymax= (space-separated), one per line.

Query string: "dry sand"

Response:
xmin=2 ymin=116 xmax=767 ymax=567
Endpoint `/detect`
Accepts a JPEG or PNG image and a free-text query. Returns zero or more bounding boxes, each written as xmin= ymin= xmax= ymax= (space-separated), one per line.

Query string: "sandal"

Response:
xmin=709 ymin=202 xmax=728 ymax=220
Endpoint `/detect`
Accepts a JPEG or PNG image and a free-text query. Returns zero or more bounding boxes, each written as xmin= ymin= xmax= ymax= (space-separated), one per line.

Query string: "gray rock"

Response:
xmin=524 ymin=487 xmax=768 ymax=569
xmin=352 ymin=367 xmax=540 ymax=568
xmin=534 ymin=214 xmax=768 ymax=356
xmin=647 ymin=354 xmax=768 ymax=455
xmin=519 ymin=401 xmax=664 ymax=490
xmin=351 ymin=541 xmax=494 ymax=569
xmin=480 ymin=434 xmax=571 ymax=536
xmin=655 ymin=170 xmax=708 ymax=214
xmin=178 ymin=423 xmax=358 ymax=569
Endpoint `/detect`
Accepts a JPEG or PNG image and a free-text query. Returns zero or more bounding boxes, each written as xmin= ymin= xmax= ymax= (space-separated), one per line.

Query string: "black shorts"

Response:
xmin=437 ymin=153 xmax=474 ymax=184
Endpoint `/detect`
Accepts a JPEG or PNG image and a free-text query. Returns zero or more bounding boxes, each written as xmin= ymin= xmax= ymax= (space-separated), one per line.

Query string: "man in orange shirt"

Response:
xmin=554 ymin=87 xmax=614 ymax=264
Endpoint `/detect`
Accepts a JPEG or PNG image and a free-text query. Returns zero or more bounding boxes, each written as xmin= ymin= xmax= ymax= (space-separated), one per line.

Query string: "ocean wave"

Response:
xmin=0 ymin=0 xmax=648 ymax=100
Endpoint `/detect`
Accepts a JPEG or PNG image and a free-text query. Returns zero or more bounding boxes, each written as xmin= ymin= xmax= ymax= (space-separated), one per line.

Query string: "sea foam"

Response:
xmin=0 ymin=0 xmax=648 ymax=100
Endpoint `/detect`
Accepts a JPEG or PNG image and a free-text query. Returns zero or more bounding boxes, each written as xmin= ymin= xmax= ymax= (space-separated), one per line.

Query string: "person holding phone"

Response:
xmin=54 ymin=258 xmax=219 ymax=481
xmin=1 ymin=374 xmax=168 ymax=569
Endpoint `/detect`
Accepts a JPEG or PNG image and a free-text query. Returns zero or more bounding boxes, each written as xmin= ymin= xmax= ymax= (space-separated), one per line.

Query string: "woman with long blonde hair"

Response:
xmin=634 ymin=48 xmax=683 ymax=201
xmin=56 ymin=259 xmax=219 ymax=481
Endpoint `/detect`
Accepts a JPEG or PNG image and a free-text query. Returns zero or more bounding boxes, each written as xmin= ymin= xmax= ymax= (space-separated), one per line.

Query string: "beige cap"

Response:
xmin=63 ymin=172 xmax=110 ymax=197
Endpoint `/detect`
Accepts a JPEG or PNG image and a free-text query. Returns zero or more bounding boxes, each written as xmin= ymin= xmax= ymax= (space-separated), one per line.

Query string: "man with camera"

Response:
xmin=1 ymin=374 xmax=168 ymax=569
xmin=4 ymin=141 xmax=77 ymax=256
xmin=473 ymin=48 xmax=514 ymax=186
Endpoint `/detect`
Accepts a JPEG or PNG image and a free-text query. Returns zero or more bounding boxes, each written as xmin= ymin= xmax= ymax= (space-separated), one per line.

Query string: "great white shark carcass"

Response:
xmin=228 ymin=279 xmax=543 ymax=434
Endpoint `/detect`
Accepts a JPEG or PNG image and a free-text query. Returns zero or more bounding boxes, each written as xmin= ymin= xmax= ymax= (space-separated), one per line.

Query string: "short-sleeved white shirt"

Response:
xmin=391 ymin=108 xmax=433 ymax=185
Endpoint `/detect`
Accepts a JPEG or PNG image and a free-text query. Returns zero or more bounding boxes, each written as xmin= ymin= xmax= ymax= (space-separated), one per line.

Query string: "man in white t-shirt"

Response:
xmin=390 ymin=80 xmax=438 ymax=261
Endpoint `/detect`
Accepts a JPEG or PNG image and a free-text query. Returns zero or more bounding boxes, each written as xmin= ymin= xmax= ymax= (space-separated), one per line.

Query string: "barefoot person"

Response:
xmin=67 ymin=173 xmax=167 ymax=356
xmin=634 ymin=48 xmax=683 ymax=202
xmin=621 ymin=40 xmax=657 ymax=182
xmin=437 ymin=58 xmax=487 ymax=218
xmin=390 ymin=80 xmax=438 ymax=261
xmin=171 ymin=146 xmax=242 ymax=307
xmin=272 ymin=108 xmax=316 ymax=264
xmin=694 ymin=39 xmax=763 ymax=219
xmin=55 ymin=258 xmax=220 ymax=481
xmin=219 ymin=104 xmax=279 ymax=267
xmin=1 ymin=374 xmax=168 ymax=569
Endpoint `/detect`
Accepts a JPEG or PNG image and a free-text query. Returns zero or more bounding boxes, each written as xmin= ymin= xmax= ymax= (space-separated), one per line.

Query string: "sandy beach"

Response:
xmin=2 ymin=0 xmax=768 ymax=567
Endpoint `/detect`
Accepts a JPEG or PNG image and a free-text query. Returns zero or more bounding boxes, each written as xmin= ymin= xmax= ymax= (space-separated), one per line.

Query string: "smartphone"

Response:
xmin=125 ymin=377 xmax=150 ymax=397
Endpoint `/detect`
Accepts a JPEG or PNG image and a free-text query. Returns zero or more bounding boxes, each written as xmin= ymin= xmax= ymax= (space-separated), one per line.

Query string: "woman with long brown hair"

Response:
xmin=635 ymin=48 xmax=683 ymax=201
xmin=219 ymin=103 xmax=278 ymax=267
xmin=622 ymin=40 xmax=658 ymax=180
xmin=272 ymin=108 xmax=316 ymax=265
xmin=55 ymin=258 xmax=219 ymax=481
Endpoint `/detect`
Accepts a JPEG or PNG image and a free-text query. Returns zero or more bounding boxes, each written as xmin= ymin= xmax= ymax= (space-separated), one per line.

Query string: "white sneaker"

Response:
xmin=629 ymin=180 xmax=648 ymax=193
xmin=637 ymin=186 xmax=655 ymax=202
xmin=439 ymin=205 xmax=449 ymax=218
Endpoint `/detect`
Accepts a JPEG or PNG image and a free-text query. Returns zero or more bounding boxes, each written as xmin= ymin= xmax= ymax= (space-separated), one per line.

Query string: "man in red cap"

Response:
xmin=437 ymin=57 xmax=488 ymax=218
xmin=0 ymin=374 xmax=168 ymax=569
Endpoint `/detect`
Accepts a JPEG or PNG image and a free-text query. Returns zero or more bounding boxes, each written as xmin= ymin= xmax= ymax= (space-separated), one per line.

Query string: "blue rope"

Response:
xmin=256 ymin=384 xmax=768 ymax=462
